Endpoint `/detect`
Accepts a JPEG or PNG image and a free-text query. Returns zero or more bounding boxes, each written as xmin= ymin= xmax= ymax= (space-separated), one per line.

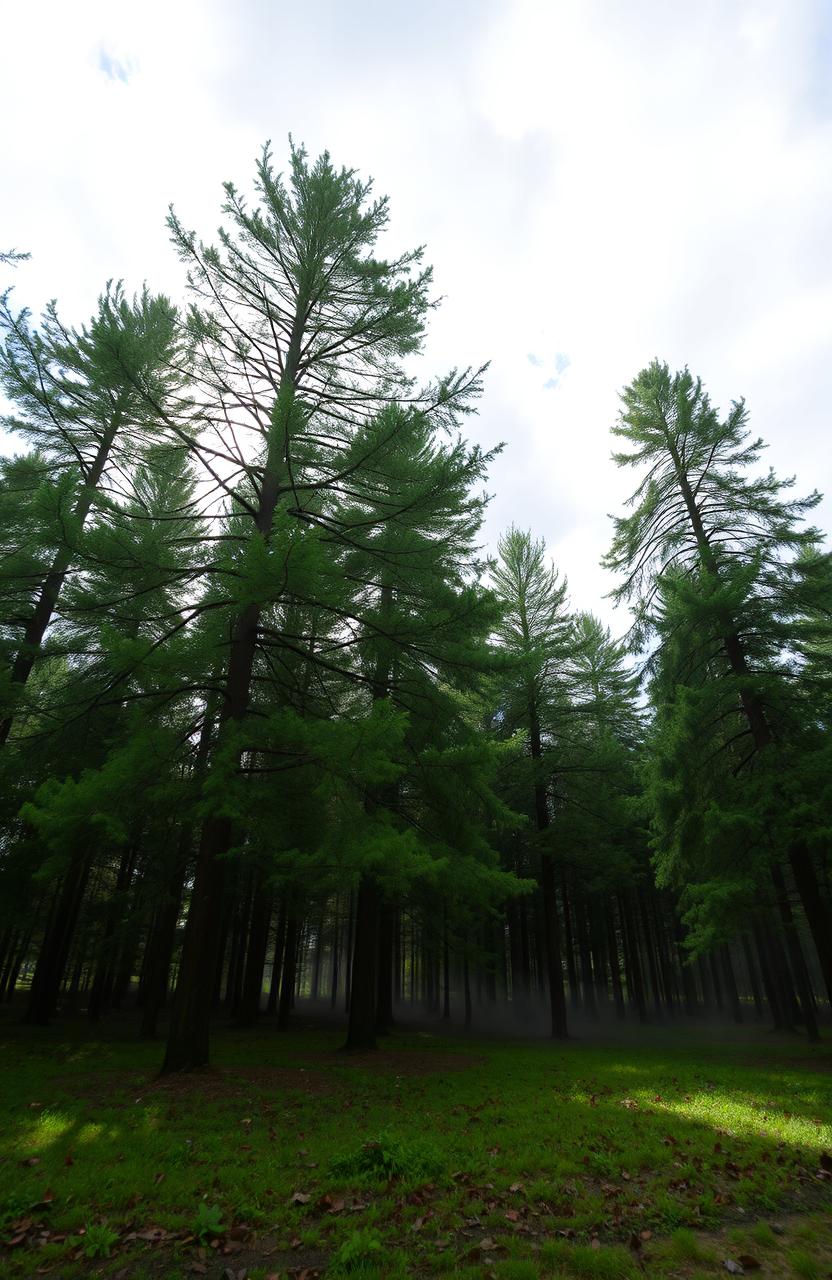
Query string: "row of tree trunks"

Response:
xmin=9 ymin=846 xmax=828 ymax=1042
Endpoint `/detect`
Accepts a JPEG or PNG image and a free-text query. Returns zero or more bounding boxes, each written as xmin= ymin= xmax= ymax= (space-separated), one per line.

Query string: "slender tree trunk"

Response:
xmin=277 ymin=908 xmax=298 ymax=1031
xmin=561 ymin=877 xmax=580 ymax=1011
xmin=720 ymin=945 xmax=743 ymax=1024
xmin=442 ymin=915 xmax=451 ymax=1020
xmin=238 ymin=881 xmax=273 ymax=1026
xmin=344 ymin=890 xmax=354 ymax=1014
xmin=605 ymin=902 xmax=626 ymax=1019
xmin=89 ymin=843 xmax=138 ymax=1022
xmin=140 ymin=848 xmax=188 ymax=1038
xmin=463 ymin=945 xmax=472 ymax=1027
xmin=23 ymin=855 xmax=92 ymax=1025
xmin=266 ymin=903 xmax=287 ymax=1016
xmin=527 ymin=701 xmax=567 ymax=1038
xmin=375 ymin=896 xmax=394 ymax=1035
xmin=770 ymin=863 xmax=820 ymax=1041
xmin=788 ymin=841 xmax=832 ymax=1008
xmin=329 ymin=900 xmax=340 ymax=1011
xmin=577 ymin=899 xmax=597 ymax=1019
xmin=345 ymin=876 xmax=380 ymax=1050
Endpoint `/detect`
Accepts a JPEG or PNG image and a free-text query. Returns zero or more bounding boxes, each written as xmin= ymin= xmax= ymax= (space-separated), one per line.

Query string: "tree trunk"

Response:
xmin=345 ymin=876 xmax=380 ymax=1050
xmin=23 ymin=855 xmax=91 ymax=1025
xmin=237 ymin=881 xmax=273 ymax=1026
xmin=266 ymin=902 xmax=287 ymax=1016
xmin=277 ymin=908 xmax=298 ymax=1031
xmin=788 ymin=841 xmax=832 ymax=1007
xmin=771 ymin=863 xmax=820 ymax=1041
xmin=140 ymin=847 xmax=188 ymax=1038
xmin=375 ymin=896 xmax=394 ymax=1035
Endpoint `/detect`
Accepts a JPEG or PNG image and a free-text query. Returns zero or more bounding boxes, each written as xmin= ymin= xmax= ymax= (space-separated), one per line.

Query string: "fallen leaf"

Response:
xmin=290 ymin=1192 xmax=311 ymax=1205
xmin=21 ymin=1157 xmax=40 ymax=1167
xmin=723 ymin=1262 xmax=744 ymax=1275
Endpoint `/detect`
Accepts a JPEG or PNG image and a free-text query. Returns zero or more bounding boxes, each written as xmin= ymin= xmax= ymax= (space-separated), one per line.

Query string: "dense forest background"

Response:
xmin=1 ymin=144 xmax=831 ymax=1073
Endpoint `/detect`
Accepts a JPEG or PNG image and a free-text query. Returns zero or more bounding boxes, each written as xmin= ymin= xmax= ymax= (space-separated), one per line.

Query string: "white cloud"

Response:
xmin=1 ymin=0 xmax=830 ymax=633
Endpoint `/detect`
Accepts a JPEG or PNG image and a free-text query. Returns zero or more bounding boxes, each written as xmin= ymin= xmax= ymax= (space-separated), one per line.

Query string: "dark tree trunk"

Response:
xmin=463 ymin=947 xmax=472 ymax=1027
xmin=442 ymin=916 xmax=451 ymax=1020
xmin=577 ymin=899 xmax=597 ymax=1019
xmin=605 ymin=901 xmax=626 ymax=1019
xmin=619 ymin=891 xmax=647 ymax=1022
xmin=345 ymin=876 xmax=380 ymax=1050
xmin=23 ymin=855 xmax=91 ymax=1025
xmin=771 ymin=863 xmax=820 ymax=1041
xmin=720 ymin=946 xmax=743 ymax=1024
xmin=740 ymin=933 xmax=764 ymax=1019
xmin=344 ymin=890 xmax=354 ymax=1014
xmin=140 ymin=848 xmax=188 ymax=1038
xmin=329 ymin=900 xmax=340 ymax=1011
xmin=277 ymin=908 xmax=298 ymax=1031
xmin=310 ymin=911 xmax=324 ymax=1002
xmin=561 ymin=877 xmax=580 ymax=1010
xmin=89 ymin=843 xmax=138 ymax=1022
xmin=266 ymin=902 xmax=287 ymax=1016
xmin=789 ymin=841 xmax=832 ymax=1007
xmin=375 ymin=897 xmax=394 ymax=1035
xmin=238 ymin=881 xmax=273 ymax=1026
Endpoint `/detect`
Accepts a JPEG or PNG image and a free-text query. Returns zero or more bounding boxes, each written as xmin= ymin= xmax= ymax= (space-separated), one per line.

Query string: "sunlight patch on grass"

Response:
xmin=645 ymin=1090 xmax=831 ymax=1152
xmin=17 ymin=1109 xmax=74 ymax=1152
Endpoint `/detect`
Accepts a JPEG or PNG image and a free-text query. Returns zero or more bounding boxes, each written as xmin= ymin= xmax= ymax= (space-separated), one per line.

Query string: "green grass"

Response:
xmin=0 ymin=1013 xmax=831 ymax=1276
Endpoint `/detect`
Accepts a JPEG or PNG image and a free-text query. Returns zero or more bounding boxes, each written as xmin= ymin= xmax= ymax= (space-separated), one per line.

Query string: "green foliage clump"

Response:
xmin=330 ymin=1227 xmax=385 ymax=1273
xmin=192 ymin=1201 xmax=225 ymax=1243
xmin=331 ymin=1132 xmax=444 ymax=1182
xmin=70 ymin=1221 xmax=120 ymax=1259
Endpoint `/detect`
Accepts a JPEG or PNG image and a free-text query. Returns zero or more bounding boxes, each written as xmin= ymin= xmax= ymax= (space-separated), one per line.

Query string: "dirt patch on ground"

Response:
xmin=737 ymin=1052 xmax=832 ymax=1074
xmin=305 ymin=1049 xmax=486 ymax=1076
xmin=59 ymin=1051 xmax=483 ymax=1107
xmin=63 ymin=1065 xmax=340 ymax=1106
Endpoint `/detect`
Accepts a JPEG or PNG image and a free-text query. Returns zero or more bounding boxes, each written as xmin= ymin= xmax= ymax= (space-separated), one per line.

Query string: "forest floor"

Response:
xmin=0 ymin=1012 xmax=831 ymax=1279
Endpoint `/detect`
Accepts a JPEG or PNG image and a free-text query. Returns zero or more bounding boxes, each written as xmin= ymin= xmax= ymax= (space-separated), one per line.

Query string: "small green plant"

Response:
xmin=752 ymin=1221 xmax=777 ymax=1248
xmin=0 ymin=1192 xmax=29 ymax=1232
xmin=70 ymin=1221 xmax=120 ymax=1259
xmin=788 ymin=1250 xmax=819 ymax=1280
xmin=331 ymin=1132 xmax=443 ymax=1181
xmin=193 ymin=1201 xmax=225 ymax=1243
xmin=669 ymin=1227 xmax=710 ymax=1262
xmin=330 ymin=1227 xmax=384 ymax=1273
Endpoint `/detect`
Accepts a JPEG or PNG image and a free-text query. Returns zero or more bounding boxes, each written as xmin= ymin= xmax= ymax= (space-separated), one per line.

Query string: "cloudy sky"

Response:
xmin=2 ymin=0 xmax=831 ymax=630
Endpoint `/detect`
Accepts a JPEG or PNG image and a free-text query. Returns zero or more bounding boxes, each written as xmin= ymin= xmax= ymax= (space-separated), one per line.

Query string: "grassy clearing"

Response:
xmin=0 ymin=1015 xmax=830 ymax=1277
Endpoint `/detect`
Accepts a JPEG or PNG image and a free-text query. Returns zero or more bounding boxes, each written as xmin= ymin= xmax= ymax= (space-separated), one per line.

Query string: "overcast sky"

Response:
xmin=2 ymin=0 xmax=831 ymax=631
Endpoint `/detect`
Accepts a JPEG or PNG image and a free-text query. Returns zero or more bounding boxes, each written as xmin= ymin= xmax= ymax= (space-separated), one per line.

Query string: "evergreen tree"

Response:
xmin=0 ymin=283 xmax=181 ymax=744
xmin=490 ymin=527 xmax=577 ymax=1037
xmin=157 ymin=141 xmax=483 ymax=1071
xmin=606 ymin=361 xmax=832 ymax=1030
